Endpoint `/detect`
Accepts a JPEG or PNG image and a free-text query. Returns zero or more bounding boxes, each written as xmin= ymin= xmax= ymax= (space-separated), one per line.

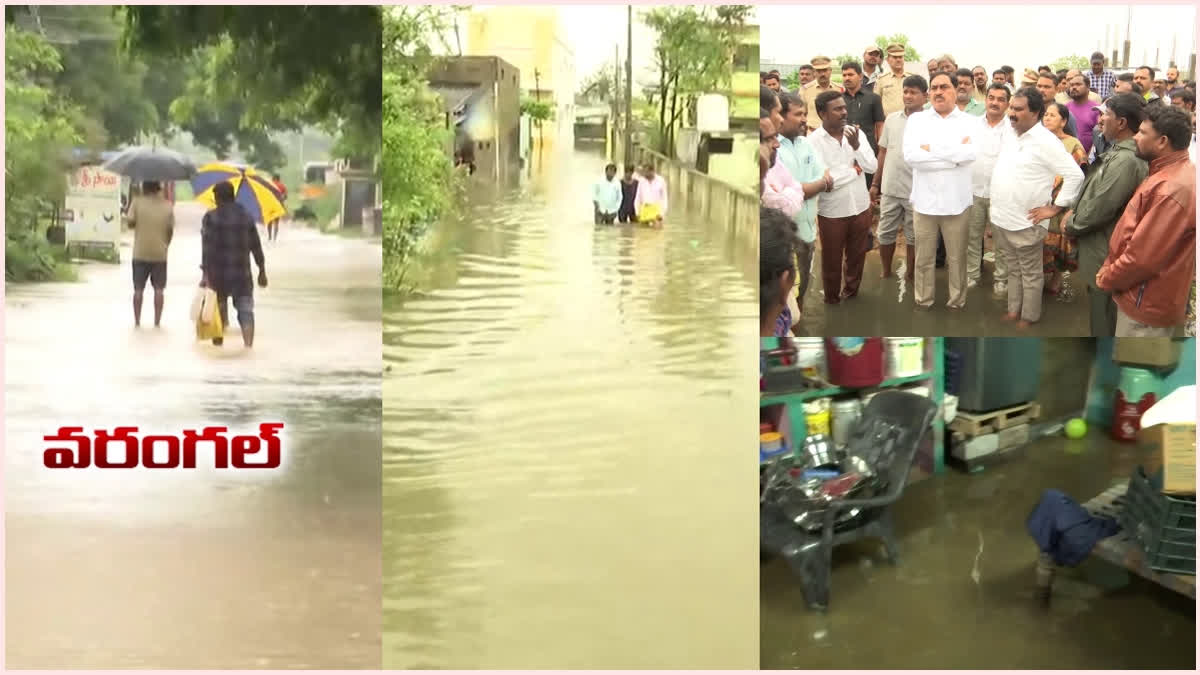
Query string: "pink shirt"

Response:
xmin=634 ymin=175 xmax=668 ymax=216
xmin=762 ymin=160 xmax=806 ymax=220
xmin=1065 ymin=99 xmax=1101 ymax=156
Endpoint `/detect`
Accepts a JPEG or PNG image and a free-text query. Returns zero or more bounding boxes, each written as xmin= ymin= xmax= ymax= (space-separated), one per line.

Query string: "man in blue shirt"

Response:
xmin=592 ymin=163 xmax=622 ymax=225
xmin=775 ymin=91 xmax=833 ymax=317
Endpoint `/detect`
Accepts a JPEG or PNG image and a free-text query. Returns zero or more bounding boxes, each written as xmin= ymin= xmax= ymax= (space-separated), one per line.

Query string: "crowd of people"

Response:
xmin=760 ymin=46 xmax=1197 ymax=337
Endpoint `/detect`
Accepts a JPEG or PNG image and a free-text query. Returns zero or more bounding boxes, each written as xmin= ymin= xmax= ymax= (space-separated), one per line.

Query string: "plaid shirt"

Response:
xmin=1087 ymin=69 xmax=1117 ymax=100
xmin=201 ymin=203 xmax=265 ymax=297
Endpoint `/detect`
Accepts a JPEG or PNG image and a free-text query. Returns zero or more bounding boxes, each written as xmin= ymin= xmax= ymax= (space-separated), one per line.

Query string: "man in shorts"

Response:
xmin=125 ymin=180 xmax=175 ymax=328
xmin=871 ymin=74 xmax=927 ymax=280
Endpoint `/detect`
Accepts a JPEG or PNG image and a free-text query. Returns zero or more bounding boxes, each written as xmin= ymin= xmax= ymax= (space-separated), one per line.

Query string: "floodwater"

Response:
xmin=793 ymin=241 xmax=1092 ymax=336
xmin=761 ymin=338 xmax=1196 ymax=669
xmin=4 ymin=203 xmax=383 ymax=669
xmin=383 ymin=149 xmax=759 ymax=669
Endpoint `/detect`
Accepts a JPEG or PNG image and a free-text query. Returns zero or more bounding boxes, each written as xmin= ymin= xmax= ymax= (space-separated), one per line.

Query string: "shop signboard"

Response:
xmin=64 ymin=164 xmax=122 ymax=256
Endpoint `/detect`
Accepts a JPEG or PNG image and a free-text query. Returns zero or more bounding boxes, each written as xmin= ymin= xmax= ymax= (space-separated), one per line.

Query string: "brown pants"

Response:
xmin=994 ymin=225 xmax=1045 ymax=323
xmin=914 ymin=208 xmax=970 ymax=309
xmin=795 ymin=239 xmax=814 ymax=310
xmin=817 ymin=211 xmax=871 ymax=303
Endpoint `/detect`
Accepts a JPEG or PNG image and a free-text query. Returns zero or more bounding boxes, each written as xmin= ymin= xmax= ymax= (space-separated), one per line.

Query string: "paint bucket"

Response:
xmin=804 ymin=397 xmax=833 ymax=437
xmin=885 ymin=337 xmax=925 ymax=378
xmin=831 ymin=398 xmax=863 ymax=447
xmin=760 ymin=432 xmax=784 ymax=455
xmin=825 ymin=338 xmax=885 ymax=388
xmin=793 ymin=338 xmax=826 ymax=380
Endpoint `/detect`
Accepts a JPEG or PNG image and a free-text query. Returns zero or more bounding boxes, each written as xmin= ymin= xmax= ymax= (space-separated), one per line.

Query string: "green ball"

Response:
xmin=1065 ymin=418 xmax=1087 ymax=439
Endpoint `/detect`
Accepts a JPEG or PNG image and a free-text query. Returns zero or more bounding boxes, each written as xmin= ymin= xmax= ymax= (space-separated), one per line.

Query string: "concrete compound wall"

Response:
xmin=634 ymin=146 xmax=758 ymax=252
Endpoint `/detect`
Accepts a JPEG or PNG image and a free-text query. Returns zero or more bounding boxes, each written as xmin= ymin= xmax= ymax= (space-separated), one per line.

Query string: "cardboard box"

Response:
xmin=1136 ymin=423 xmax=1196 ymax=495
xmin=1136 ymin=386 xmax=1196 ymax=495
xmin=1113 ymin=338 xmax=1181 ymax=369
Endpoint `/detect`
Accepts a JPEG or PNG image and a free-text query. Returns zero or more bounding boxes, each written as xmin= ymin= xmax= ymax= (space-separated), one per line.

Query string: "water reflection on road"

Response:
xmin=383 ymin=149 xmax=759 ymax=669
xmin=5 ymin=203 xmax=383 ymax=668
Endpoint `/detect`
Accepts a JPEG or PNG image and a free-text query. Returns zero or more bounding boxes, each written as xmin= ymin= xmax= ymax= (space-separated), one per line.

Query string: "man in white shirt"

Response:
xmin=967 ymin=83 xmax=1015 ymax=293
xmin=809 ymin=90 xmax=878 ymax=304
xmin=902 ymin=71 xmax=977 ymax=311
xmin=989 ymin=87 xmax=1085 ymax=328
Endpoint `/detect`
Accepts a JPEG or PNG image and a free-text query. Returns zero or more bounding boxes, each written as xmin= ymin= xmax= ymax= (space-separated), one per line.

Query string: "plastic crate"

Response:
xmin=1118 ymin=467 xmax=1197 ymax=575
xmin=944 ymin=350 xmax=962 ymax=397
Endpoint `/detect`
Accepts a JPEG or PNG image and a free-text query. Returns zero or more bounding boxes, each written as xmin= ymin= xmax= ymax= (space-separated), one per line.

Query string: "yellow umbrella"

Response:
xmin=191 ymin=162 xmax=285 ymax=224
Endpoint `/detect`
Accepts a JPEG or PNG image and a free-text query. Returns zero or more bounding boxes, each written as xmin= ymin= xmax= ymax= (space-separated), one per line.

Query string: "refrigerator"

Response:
xmin=946 ymin=338 xmax=1043 ymax=412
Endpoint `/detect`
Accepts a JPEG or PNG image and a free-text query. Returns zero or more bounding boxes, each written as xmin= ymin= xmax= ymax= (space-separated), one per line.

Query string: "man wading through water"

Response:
xmin=200 ymin=181 xmax=268 ymax=348
xmin=126 ymin=180 xmax=175 ymax=328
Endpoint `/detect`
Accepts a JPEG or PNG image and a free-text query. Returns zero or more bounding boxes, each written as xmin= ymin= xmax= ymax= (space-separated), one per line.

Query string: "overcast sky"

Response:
xmin=761 ymin=4 xmax=1197 ymax=76
xmin=457 ymin=5 xmax=761 ymax=87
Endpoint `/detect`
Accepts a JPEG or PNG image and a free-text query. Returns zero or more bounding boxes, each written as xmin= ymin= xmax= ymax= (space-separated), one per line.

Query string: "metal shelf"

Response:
xmin=759 ymin=338 xmax=946 ymax=473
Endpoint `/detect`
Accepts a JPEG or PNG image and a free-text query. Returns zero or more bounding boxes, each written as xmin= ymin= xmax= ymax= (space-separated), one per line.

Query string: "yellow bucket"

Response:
xmin=638 ymin=203 xmax=662 ymax=223
xmin=803 ymin=398 xmax=832 ymax=437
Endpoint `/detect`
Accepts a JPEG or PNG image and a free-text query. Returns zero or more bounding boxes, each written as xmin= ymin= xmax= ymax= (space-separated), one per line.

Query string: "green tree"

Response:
xmin=4 ymin=24 xmax=83 ymax=281
xmin=642 ymin=5 xmax=752 ymax=156
xmin=121 ymin=6 xmax=382 ymax=162
xmin=872 ymin=34 xmax=920 ymax=63
xmin=381 ymin=6 xmax=462 ymax=292
xmin=1051 ymin=55 xmax=1090 ymax=72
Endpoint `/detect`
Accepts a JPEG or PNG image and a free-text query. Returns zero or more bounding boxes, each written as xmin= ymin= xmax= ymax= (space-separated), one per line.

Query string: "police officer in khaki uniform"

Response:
xmin=803 ymin=55 xmax=839 ymax=132
xmin=874 ymin=43 xmax=916 ymax=118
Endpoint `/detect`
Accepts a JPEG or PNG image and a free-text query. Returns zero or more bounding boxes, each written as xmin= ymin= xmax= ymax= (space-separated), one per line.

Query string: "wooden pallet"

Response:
xmin=949 ymin=401 xmax=1041 ymax=436
xmin=947 ymin=437 xmax=1029 ymax=474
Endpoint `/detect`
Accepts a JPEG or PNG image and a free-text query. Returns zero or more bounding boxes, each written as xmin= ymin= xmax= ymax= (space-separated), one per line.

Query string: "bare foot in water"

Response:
xmin=1003 ymin=312 xmax=1018 ymax=322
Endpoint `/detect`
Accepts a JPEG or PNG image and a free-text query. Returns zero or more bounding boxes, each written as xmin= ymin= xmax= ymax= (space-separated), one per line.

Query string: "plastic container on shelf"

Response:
xmin=831 ymin=397 xmax=863 ymax=448
xmin=793 ymin=338 xmax=827 ymax=380
xmin=1111 ymin=367 xmax=1160 ymax=442
xmin=824 ymin=337 xmax=885 ymax=388
xmin=885 ymin=337 xmax=925 ymax=378
xmin=803 ymin=397 xmax=833 ymax=437
xmin=760 ymin=432 xmax=784 ymax=455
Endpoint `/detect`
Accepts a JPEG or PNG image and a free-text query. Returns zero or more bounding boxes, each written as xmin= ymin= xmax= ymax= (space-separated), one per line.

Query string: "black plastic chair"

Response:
xmin=761 ymin=390 xmax=939 ymax=611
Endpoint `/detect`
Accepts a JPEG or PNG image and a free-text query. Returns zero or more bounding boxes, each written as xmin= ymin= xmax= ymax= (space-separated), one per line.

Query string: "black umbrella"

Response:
xmin=101 ymin=146 xmax=197 ymax=181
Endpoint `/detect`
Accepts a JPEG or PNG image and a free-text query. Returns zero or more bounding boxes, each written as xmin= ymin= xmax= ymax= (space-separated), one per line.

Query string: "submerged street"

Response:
xmin=5 ymin=202 xmax=384 ymax=668
xmin=383 ymin=149 xmax=759 ymax=669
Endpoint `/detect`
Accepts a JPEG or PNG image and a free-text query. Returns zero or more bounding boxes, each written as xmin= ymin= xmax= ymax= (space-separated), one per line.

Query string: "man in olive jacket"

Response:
xmin=1064 ymin=93 xmax=1149 ymax=336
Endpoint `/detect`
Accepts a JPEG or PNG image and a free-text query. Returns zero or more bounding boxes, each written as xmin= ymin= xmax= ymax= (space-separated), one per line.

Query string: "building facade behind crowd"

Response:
xmin=760 ymin=49 xmax=1197 ymax=337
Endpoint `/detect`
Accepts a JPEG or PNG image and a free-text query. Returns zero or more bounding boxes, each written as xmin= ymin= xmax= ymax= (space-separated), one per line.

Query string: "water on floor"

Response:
xmin=761 ymin=339 xmax=1195 ymax=669
xmin=793 ymin=242 xmax=1092 ymax=337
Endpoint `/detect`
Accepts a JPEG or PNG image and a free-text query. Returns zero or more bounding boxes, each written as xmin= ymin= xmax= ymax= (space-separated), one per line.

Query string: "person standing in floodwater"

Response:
xmin=125 ymin=180 xmax=175 ymax=328
xmin=200 ymin=181 xmax=268 ymax=348
xmin=634 ymin=163 xmax=668 ymax=227
xmin=268 ymin=173 xmax=288 ymax=242
xmin=618 ymin=165 xmax=639 ymax=223
xmin=592 ymin=163 xmax=622 ymax=225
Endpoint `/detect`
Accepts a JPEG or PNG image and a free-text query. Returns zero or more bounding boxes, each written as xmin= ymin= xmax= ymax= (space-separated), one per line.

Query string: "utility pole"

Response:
xmin=533 ymin=68 xmax=544 ymax=153
xmin=624 ymin=4 xmax=633 ymax=169
xmin=613 ymin=44 xmax=621 ymax=162
xmin=1122 ymin=6 xmax=1131 ymax=68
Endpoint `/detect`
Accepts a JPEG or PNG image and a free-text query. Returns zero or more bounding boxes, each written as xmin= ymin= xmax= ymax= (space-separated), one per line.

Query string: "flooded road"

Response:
xmin=5 ymin=202 xmax=383 ymax=668
xmin=383 ymin=149 xmax=759 ymax=669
